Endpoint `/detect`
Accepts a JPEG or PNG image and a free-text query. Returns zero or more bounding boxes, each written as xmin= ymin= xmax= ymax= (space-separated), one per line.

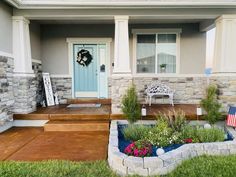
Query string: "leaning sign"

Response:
xmin=43 ymin=73 xmax=55 ymax=106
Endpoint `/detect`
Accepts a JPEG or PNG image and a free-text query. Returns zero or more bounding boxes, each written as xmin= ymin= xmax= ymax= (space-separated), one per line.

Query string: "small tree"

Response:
xmin=200 ymin=84 xmax=222 ymax=124
xmin=121 ymin=84 xmax=141 ymax=124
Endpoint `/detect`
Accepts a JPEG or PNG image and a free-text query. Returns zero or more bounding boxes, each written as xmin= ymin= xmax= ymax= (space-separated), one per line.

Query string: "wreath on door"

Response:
xmin=76 ymin=49 xmax=93 ymax=67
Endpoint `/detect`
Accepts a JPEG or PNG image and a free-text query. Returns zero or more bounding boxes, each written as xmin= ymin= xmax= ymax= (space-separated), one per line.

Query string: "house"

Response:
xmin=1 ymin=0 xmax=236 ymax=131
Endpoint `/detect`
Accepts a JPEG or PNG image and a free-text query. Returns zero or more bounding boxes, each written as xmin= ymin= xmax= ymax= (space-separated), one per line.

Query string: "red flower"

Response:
xmin=124 ymin=140 xmax=152 ymax=157
xmin=184 ymin=138 xmax=193 ymax=143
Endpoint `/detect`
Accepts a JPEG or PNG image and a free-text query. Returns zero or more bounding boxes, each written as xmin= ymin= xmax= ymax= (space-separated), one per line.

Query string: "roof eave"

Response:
xmin=5 ymin=0 xmax=236 ymax=9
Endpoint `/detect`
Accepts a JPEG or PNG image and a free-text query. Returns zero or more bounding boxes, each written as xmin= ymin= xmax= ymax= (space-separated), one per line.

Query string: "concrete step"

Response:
xmin=44 ymin=120 xmax=110 ymax=132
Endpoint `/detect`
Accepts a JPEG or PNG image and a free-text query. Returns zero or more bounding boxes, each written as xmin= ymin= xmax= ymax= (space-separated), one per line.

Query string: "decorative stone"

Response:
xmin=156 ymin=148 xmax=165 ymax=156
xmin=204 ymin=123 xmax=212 ymax=129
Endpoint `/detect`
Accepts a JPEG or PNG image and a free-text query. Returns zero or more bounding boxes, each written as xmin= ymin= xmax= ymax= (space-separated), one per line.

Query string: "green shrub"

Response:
xmin=158 ymin=110 xmax=187 ymax=132
xmin=121 ymin=84 xmax=141 ymax=124
xmin=200 ymin=85 xmax=222 ymax=124
xmin=145 ymin=117 xmax=181 ymax=147
xmin=197 ymin=128 xmax=225 ymax=143
xmin=181 ymin=126 xmax=225 ymax=143
xmin=181 ymin=125 xmax=200 ymax=143
xmin=122 ymin=124 xmax=152 ymax=141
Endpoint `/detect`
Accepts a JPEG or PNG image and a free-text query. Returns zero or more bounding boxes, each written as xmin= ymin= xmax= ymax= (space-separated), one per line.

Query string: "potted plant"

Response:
xmin=160 ymin=64 xmax=167 ymax=73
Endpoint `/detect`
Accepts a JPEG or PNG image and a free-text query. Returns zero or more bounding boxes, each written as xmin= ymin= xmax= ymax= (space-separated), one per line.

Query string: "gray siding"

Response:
xmin=0 ymin=1 xmax=13 ymax=53
xmin=30 ymin=22 xmax=41 ymax=60
xmin=41 ymin=24 xmax=114 ymax=74
xmin=40 ymin=23 xmax=206 ymax=74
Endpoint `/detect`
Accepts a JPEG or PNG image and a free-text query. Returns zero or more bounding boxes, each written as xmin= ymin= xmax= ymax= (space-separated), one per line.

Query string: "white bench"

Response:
xmin=145 ymin=81 xmax=174 ymax=106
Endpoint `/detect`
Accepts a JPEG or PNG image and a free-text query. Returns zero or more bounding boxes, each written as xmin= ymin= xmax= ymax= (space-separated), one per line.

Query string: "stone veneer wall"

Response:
xmin=210 ymin=76 xmax=236 ymax=112
xmin=13 ymin=75 xmax=37 ymax=113
xmin=110 ymin=76 xmax=208 ymax=114
xmin=133 ymin=77 xmax=207 ymax=104
xmin=51 ymin=77 xmax=72 ymax=104
xmin=0 ymin=55 xmax=14 ymax=126
xmin=32 ymin=62 xmax=43 ymax=106
xmin=110 ymin=76 xmax=133 ymax=114
xmin=110 ymin=75 xmax=236 ymax=114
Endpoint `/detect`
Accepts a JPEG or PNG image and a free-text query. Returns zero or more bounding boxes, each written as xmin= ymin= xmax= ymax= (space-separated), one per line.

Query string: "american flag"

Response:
xmin=227 ymin=106 xmax=236 ymax=127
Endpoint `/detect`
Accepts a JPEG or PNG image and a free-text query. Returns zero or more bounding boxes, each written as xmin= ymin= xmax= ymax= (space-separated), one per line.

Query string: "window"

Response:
xmin=136 ymin=32 xmax=179 ymax=74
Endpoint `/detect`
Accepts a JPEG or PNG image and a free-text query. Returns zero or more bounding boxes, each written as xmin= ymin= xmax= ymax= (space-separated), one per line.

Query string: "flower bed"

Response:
xmin=108 ymin=120 xmax=236 ymax=176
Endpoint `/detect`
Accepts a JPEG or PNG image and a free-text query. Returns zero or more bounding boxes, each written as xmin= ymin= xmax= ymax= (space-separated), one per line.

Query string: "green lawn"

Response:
xmin=1 ymin=155 xmax=236 ymax=177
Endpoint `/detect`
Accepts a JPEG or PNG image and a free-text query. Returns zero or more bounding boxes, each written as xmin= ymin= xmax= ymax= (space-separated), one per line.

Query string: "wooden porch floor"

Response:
xmin=0 ymin=127 xmax=108 ymax=161
xmin=14 ymin=104 xmax=202 ymax=120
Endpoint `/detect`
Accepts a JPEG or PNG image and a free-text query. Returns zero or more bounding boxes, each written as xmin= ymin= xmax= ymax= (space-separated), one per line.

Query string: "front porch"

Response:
xmin=2 ymin=102 xmax=202 ymax=161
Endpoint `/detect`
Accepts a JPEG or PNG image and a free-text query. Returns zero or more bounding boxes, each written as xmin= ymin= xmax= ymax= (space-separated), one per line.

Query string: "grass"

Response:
xmin=1 ymin=155 xmax=236 ymax=177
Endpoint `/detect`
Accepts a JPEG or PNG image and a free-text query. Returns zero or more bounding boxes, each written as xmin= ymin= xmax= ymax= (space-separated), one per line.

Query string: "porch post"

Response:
xmin=12 ymin=16 xmax=34 ymax=74
xmin=113 ymin=16 xmax=131 ymax=74
xmin=111 ymin=16 xmax=132 ymax=114
xmin=213 ymin=15 xmax=236 ymax=73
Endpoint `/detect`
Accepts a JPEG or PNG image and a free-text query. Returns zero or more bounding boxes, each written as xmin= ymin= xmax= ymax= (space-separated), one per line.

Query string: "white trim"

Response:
xmin=75 ymin=92 xmax=98 ymax=98
xmin=50 ymin=74 xmax=72 ymax=78
xmin=132 ymin=29 xmax=182 ymax=34
xmin=13 ymin=120 xmax=48 ymax=127
xmin=6 ymin=0 xmax=236 ymax=9
xmin=13 ymin=72 xmax=36 ymax=77
xmin=66 ymin=38 xmax=112 ymax=44
xmin=0 ymin=51 xmax=14 ymax=58
xmin=67 ymin=37 xmax=112 ymax=98
xmin=132 ymin=29 xmax=181 ymax=76
xmin=12 ymin=16 xmax=30 ymax=24
xmin=32 ymin=59 xmax=42 ymax=64
xmin=211 ymin=73 xmax=236 ymax=77
xmin=132 ymin=74 xmax=206 ymax=78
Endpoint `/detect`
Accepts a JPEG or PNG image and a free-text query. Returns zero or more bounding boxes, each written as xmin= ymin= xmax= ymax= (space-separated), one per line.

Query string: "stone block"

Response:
xmin=124 ymin=156 xmax=144 ymax=169
xmin=128 ymin=167 xmax=149 ymax=176
xmin=143 ymin=157 xmax=163 ymax=169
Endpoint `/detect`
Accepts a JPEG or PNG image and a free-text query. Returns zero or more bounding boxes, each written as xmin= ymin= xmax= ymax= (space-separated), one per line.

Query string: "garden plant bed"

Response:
xmin=108 ymin=120 xmax=236 ymax=176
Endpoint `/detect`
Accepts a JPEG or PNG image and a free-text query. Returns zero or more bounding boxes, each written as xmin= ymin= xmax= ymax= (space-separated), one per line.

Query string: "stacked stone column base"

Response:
xmin=0 ymin=56 xmax=14 ymax=126
xmin=13 ymin=75 xmax=37 ymax=113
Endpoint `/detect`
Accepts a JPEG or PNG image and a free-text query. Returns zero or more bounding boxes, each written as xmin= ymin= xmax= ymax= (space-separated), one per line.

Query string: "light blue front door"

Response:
xmin=73 ymin=44 xmax=98 ymax=97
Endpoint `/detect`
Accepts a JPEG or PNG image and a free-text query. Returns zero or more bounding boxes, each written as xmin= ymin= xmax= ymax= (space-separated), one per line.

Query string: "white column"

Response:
xmin=113 ymin=16 xmax=131 ymax=74
xmin=213 ymin=15 xmax=236 ymax=73
xmin=12 ymin=16 xmax=33 ymax=74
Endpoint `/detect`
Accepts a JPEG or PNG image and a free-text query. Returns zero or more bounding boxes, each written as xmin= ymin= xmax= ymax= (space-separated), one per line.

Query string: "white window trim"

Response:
xmin=132 ymin=29 xmax=181 ymax=76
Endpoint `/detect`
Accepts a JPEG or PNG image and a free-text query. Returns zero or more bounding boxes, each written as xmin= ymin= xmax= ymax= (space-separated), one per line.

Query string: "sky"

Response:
xmin=206 ymin=28 xmax=216 ymax=68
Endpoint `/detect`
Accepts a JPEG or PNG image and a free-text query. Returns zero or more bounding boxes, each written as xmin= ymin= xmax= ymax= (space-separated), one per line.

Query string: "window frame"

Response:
xmin=132 ymin=29 xmax=181 ymax=76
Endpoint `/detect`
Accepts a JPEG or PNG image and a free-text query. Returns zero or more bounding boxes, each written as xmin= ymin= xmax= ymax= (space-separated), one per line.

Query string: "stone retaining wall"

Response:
xmin=108 ymin=120 xmax=236 ymax=176
xmin=0 ymin=56 xmax=14 ymax=126
xmin=51 ymin=77 xmax=72 ymax=104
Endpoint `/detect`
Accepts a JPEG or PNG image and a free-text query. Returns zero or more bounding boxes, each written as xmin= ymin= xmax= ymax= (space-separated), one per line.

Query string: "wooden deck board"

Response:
xmin=14 ymin=104 xmax=202 ymax=121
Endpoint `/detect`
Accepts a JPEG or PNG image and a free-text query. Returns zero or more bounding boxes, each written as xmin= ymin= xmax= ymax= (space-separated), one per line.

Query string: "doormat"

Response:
xmin=67 ymin=104 xmax=101 ymax=108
